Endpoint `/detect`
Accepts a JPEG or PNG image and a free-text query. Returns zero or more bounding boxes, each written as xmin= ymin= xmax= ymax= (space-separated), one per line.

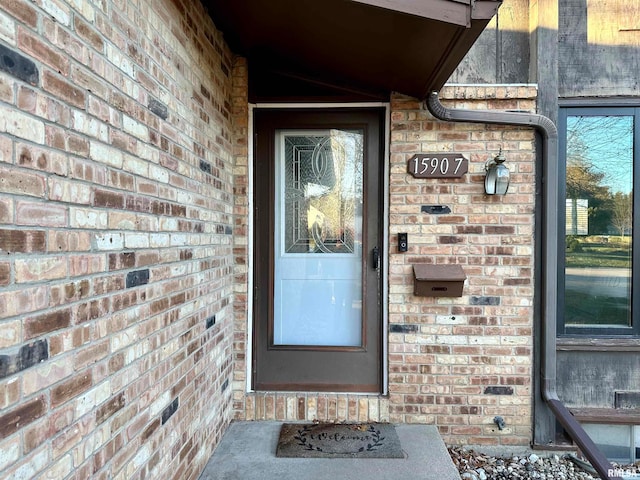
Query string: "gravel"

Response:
xmin=448 ymin=446 xmax=640 ymax=480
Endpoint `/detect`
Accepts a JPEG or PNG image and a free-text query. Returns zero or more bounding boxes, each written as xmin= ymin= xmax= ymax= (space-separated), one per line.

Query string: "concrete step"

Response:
xmin=198 ymin=421 xmax=461 ymax=480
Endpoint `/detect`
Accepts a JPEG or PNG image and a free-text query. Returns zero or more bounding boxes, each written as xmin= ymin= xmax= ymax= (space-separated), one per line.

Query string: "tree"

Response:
xmin=565 ymin=155 xmax=613 ymax=235
xmin=611 ymin=191 xmax=632 ymax=237
xmin=565 ymin=115 xmax=633 ymax=235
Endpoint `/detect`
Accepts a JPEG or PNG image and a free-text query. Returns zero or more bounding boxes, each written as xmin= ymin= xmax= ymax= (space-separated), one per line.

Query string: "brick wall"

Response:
xmin=0 ymin=1 xmax=240 ymax=478
xmin=387 ymin=87 xmax=536 ymax=446
xmin=0 ymin=0 xmax=536 ymax=476
xmin=234 ymin=86 xmax=537 ymax=447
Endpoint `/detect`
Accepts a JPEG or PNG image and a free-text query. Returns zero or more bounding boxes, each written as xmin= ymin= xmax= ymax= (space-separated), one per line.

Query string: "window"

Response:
xmin=559 ymin=107 xmax=640 ymax=336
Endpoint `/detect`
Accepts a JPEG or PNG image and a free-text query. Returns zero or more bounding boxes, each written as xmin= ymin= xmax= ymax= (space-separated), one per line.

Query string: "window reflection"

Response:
xmin=564 ymin=115 xmax=634 ymax=327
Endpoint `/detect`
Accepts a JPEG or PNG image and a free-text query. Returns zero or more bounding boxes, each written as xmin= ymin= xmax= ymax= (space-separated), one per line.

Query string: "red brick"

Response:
xmin=39 ymin=95 xmax=72 ymax=127
xmin=1 ymin=0 xmax=38 ymax=28
xmin=0 ymin=262 xmax=9 ymax=286
xmin=51 ymin=372 xmax=93 ymax=407
xmin=74 ymin=298 xmax=109 ymax=324
xmin=150 ymin=297 xmax=169 ymax=315
xmin=18 ymin=28 xmax=69 ymax=75
xmin=17 ymin=86 xmax=37 ymax=113
xmin=17 ymin=144 xmax=68 ymax=176
xmin=0 ymin=380 xmax=19 ymax=411
xmin=93 ymin=189 xmax=124 ymax=208
xmin=0 ymin=166 xmax=46 ymax=197
xmin=0 ymin=199 xmax=12 ymax=223
xmin=109 ymin=91 xmax=137 ymax=117
xmin=74 ymin=16 xmax=104 ymax=51
xmin=0 ymin=229 xmax=46 ymax=253
xmin=108 ymin=353 xmax=125 ymax=374
xmin=109 ymin=252 xmax=136 ymax=271
xmin=138 ymin=252 xmax=160 ymax=267
xmin=48 ymin=231 xmax=91 ymax=253
xmin=42 ymin=70 xmax=86 ymax=109
xmin=108 ymin=170 xmax=134 ymax=190
xmin=0 ymin=396 xmax=45 ymax=440
xmin=49 ymin=280 xmax=87 ymax=305
xmin=136 ymin=69 xmax=157 ymax=94
xmin=69 ymin=254 xmax=107 ymax=277
xmin=74 ymin=340 xmax=109 ymax=368
xmin=46 ymin=125 xmax=66 ymax=150
xmin=71 ymin=158 xmax=106 ymax=184
xmin=67 ymin=134 xmax=89 ymax=156
xmin=16 ymin=201 xmax=67 ymax=227
xmin=96 ymin=393 xmax=125 ymax=425
xmin=23 ymin=418 xmax=51 ymax=453
xmin=48 ymin=325 xmax=90 ymax=357
xmin=140 ymin=418 xmax=160 ymax=443
xmin=0 ymin=74 xmax=13 ymax=103
xmin=25 ymin=308 xmax=71 ymax=340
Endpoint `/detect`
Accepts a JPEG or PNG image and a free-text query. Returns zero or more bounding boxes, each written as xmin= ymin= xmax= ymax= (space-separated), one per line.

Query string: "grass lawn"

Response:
xmin=565 ymin=239 xmax=631 ymax=269
xmin=564 ymin=237 xmax=631 ymax=326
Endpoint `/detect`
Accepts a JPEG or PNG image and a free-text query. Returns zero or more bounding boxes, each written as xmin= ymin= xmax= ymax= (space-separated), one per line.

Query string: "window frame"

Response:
xmin=558 ymin=105 xmax=640 ymax=337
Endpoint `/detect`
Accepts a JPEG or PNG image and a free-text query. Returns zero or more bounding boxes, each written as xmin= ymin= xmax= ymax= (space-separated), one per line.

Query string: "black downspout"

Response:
xmin=426 ymin=91 xmax=615 ymax=480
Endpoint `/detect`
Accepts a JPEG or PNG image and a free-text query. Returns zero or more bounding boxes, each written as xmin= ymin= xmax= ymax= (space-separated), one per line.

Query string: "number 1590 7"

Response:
xmin=407 ymin=154 xmax=469 ymax=179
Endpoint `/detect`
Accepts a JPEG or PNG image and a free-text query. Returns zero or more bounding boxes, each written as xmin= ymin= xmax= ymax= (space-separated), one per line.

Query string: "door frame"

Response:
xmin=246 ymin=102 xmax=390 ymax=394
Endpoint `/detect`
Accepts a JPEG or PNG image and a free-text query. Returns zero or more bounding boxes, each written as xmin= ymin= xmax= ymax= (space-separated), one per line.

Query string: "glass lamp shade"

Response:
xmin=485 ymin=162 xmax=510 ymax=195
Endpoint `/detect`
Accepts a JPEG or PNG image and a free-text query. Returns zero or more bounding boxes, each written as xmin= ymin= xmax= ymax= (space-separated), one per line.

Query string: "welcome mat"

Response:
xmin=276 ymin=423 xmax=404 ymax=458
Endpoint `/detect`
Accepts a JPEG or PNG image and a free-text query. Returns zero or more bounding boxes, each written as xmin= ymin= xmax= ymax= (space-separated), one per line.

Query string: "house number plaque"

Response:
xmin=407 ymin=154 xmax=468 ymax=178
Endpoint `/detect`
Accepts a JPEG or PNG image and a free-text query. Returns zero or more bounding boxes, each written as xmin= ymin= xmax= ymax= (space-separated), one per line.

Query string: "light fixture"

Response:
xmin=484 ymin=149 xmax=510 ymax=195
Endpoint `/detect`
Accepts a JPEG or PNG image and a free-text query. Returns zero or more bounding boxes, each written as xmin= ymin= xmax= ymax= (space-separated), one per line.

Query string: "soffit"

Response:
xmin=203 ymin=0 xmax=501 ymax=100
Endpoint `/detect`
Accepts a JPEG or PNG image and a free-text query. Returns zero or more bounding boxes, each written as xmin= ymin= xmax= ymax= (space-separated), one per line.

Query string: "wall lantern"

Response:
xmin=484 ymin=149 xmax=510 ymax=195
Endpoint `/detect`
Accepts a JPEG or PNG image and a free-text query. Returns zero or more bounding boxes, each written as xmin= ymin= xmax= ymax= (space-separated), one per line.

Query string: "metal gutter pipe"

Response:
xmin=426 ymin=91 xmax=615 ymax=480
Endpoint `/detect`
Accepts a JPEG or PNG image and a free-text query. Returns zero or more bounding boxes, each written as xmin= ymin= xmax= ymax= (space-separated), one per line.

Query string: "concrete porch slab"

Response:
xmin=198 ymin=421 xmax=461 ymax=480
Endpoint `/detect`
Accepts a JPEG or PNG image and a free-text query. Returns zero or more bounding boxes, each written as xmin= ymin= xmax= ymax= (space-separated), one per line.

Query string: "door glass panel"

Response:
xmin=564 ymin=115 xmax=634 ymax=327
xmin=274 ymin=130 xmax=364 ymax=346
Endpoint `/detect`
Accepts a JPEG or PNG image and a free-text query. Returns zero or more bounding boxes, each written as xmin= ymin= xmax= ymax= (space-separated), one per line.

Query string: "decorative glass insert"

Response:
xmin=563 ymin=115 xmax=634 ymax=328
xmin=273 ymin=129 xmax=365 ymax=346
xmin=282 ymin=132 xmax=363 ymax=254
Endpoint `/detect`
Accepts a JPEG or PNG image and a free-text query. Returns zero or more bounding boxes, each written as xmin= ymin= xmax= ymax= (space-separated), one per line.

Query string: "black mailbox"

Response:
xmin=413 ymin=264 xmax=466 ymax=297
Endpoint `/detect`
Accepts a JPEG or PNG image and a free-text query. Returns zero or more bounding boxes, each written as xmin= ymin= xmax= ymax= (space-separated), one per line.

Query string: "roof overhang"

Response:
xmin=203 ymin=0 xmax=501 ymax=100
